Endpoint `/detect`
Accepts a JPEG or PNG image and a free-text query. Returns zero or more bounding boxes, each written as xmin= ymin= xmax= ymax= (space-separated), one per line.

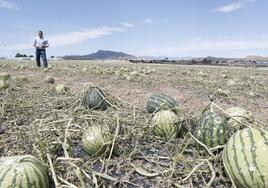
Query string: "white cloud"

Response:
xmin=213 ymin=2 xmax=244 ymax=13
xmin=121 ymin=19 xmax=163 ymax=27
xmin=140 ymin=18 xmax=168 ymax=24
xmin=0 ymin=26 xmax=125 ymax=51
xmin=120 ymin=22 xmax=136 ymax=28
xmin=49 ymin=26 xmax=125 ymax=47
xmin=53 ymin=23 xmax=89 ymax=31
xmin=213 ymin=0 xmax=256 ymax=13
xmin=141 ymin=18 xmax=154 ymax=24
xmin=0 ymin=0 xmax=19 ymax=10
xmin=138 ymin=37 xmax=268 ymax=56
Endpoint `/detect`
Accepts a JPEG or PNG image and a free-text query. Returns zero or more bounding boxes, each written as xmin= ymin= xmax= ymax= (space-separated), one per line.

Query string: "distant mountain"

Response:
xmin=63 ymin=50 xmax=135 ymax=60
xmin=244 ymin=55 xmax=268 ymax=62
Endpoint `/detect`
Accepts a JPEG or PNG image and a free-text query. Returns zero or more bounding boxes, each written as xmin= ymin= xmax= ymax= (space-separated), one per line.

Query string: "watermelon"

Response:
xmin=151 ymin=110 xmax=180 ymax=139
xmin=195 ymin=111 xmax=231 ymax=148
xmin=82 ymin=125 xmax=112 ymax=156
xmin=146 ymin=93 xmax=177 ymax=113
xmin=82 ymin=86 xmax=109 ymax=110
xmin=0 ymin=155 xmax=49 ymax=188
xmin=223 ymin=128 xmax=268 ymax=188
xmin=225 ymin=107 xmax=254 ymax=131
xmin=82 ymin=66 xmax=88 ymax=72
xmin=44 ymin=76 xmax=55 ymax=84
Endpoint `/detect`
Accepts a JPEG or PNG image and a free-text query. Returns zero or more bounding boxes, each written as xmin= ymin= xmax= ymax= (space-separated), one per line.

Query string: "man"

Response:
xmin=33 ymin=31 xmax=49 ymax=68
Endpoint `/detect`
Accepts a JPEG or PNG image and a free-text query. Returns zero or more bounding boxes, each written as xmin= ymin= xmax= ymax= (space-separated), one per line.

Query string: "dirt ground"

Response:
xmin=1 ymin=60 xmax=268 ymax=124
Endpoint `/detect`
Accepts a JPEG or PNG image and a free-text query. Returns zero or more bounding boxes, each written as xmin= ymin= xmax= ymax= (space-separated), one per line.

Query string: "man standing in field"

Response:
xmin=33 ymin=31 xmax=49 ymax=68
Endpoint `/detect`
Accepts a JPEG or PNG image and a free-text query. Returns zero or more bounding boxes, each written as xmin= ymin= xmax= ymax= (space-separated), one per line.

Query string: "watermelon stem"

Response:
xmin=104 ymin=114 xmax=120 ymax=173
xmin=211 ymin=102 xmax=251 ymax=129
xmin=181 ymin=161 xmax=205 ymax=182
xmin=95 ymin=87 xmax=118 ymax=110
xmin=202 ymin=159 xmax=216 ymax=188
xmin=46 ymin=153 xmax=61 ymax=187
xmin=62 ymin=119 xmax=72 ymax=158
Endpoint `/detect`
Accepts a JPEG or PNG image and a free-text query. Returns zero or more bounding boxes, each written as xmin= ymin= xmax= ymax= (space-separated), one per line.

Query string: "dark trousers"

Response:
xmin=36 ymin=49 xmax=48 ymax=68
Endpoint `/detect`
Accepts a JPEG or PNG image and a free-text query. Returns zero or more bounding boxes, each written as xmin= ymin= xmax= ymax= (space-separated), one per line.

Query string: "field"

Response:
xmin=0 ymin=59 xmax=268 ymax=187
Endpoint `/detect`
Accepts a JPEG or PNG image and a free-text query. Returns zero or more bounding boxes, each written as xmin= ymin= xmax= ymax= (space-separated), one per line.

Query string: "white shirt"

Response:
xmin=33 ymin=37 xmax=49 ymax=49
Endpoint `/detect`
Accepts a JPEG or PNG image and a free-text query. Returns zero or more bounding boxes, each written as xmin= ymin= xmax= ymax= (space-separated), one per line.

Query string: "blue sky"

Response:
xmin=0 ymin=0 xmax=268 ymax=58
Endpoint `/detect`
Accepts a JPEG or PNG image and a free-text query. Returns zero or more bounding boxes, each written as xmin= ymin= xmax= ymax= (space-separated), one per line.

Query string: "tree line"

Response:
xmin=15 ymin=53 xmax=54 ymax=58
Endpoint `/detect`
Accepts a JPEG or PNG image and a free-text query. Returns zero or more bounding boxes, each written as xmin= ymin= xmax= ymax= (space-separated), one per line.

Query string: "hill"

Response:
xmin=63 ymin=50 xmax=135 ymax=60
xmin=244 ymin=55 xmax=268 ymax=62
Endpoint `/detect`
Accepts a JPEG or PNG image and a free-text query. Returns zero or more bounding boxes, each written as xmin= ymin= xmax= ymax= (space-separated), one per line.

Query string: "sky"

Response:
xmin=0 ymin=0 xmax=268 ymax=58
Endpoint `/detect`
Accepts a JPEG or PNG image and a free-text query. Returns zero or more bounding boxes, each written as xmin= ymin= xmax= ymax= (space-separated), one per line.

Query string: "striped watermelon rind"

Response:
xmin=195 ymin=111 xmax=231 ymax=148
xmin=82 ymin=86 xmax=109 ymax=110
xmin=82 ymin=125 xmax=112 ymax=156
xmin=223 ymin=127 xmax=268 ymax=188
xmin=146 ymin=93 xmax=177 ymax=113
xmin=151 ymin=110 xmax=179 ymax=139
xmin=0 ymin=155 xmax=49 ymax=188
xmin=225 ymin=107 xmax=254 ymax=131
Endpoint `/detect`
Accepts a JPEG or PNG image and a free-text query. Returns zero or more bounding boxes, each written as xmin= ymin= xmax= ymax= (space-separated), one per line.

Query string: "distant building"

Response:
xmin=49 ymin=57 xmax=63 ymax=60
xmin=13 ymin=57 xmax=35 ymax=61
